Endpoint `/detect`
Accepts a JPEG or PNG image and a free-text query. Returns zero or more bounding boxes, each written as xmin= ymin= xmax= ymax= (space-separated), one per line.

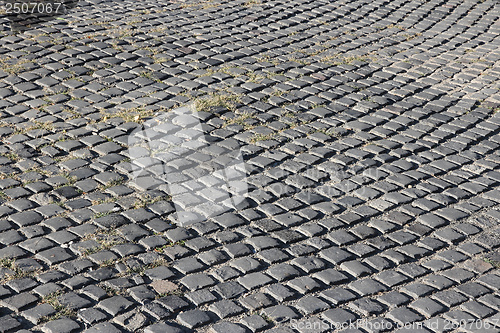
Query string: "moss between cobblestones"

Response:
xmin=484 ymin=258 xmax=500 ymax=269
xmin=312 ymin=128 xmax=343 ymax=137
xmin=60 ymin=174 xmax=78 ymax=186
xmin=194 ymin=92 xmax=242 ymax=113
xmin=248 ymin=106 xmax=341 ymax=142
xmin=259 ymin=313 xmax=274 ymax=324
xmin=179 ymin=0 xmax=221 ymax=9
xmin=482 ymin=104 xmax=500 ymax=113
xmin=0 ymin=151 xmax=20 ymax=162
xmin=40 ymin=291 xmax=77 ymax=322
xmin=153 ymin=55 xmax=171 ymax=64
xmin=0 ymin=58 xmax=34 ymax=74
xmin=153 ymin=240 xmax=186 ymax=253
xmin=139 ymin=70 xmax=163 ymax=83
xmin=155 ymin=289 xmax=184 ymax=299
xmin=0 ymin=258 xmax=37 ymax=282
xmin=100 ymin=106 xmax=157 ymax=123
xmin=133 ymin=194 xmax=171 ymax=209
xmin=97 ymin=178 xmax=126 ymax=192
xmin=287 ymin=57 xmax=311 ymax=66
xmin=81 ymin=229 xmax=126 ymax=257
xmin=244 ymin=0 xmax=262 ymax=7
xmin=404 ymin=32 xmax=423 ymax=41
xmin=320 ymin=54 xmax=376 ymax=66
xmin=222 ymin=112 xmax=255 ymax=130
xmin=249 ymin=133 xmax=277 ymax=143
xmin=195 ymin=65 xmax=237 ymax=77
xmin=99 ymin=259 xmax=119 ymax=268
xmin=121 ymin=258 xmax=170 ymax=277
xmin=13 ymin=120 xmax=55 ymax=135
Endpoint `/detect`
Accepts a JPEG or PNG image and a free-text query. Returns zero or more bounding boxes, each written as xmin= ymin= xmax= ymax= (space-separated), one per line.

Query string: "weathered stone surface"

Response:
xmin=0 ymin=2 xmax=499 ymax=332
xmin=150 ymin=280 xmax=179 ymax=295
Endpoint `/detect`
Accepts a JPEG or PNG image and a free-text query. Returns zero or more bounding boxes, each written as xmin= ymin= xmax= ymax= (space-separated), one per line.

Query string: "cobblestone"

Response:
xmin=0 ymin=0 xmax=499 ymax=331
xmin=42 ymin=318 xmax=80 ymax=333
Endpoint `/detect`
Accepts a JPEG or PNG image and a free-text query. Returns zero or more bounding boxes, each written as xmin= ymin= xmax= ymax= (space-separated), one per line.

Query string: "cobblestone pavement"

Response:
xmin=0 ymin=0 xmax=500 ymax=332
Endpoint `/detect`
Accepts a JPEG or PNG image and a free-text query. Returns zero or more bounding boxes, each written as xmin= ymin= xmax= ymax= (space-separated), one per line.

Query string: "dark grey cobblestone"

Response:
xmin=0 ymin=0 xmax=499 ymax=332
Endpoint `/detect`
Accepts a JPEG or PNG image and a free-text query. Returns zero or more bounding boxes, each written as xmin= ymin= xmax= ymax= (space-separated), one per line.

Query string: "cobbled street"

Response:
xmin=0 ymin=0 xmax=500 ymax=332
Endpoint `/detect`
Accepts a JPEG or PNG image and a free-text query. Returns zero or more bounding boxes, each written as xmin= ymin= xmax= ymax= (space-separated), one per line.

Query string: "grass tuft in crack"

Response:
xmin=249 ymin=133 xmax=277 ymax=143
xmin=194 ymin=92 xmax=242 ymax=113
xmin=100 ymin=106 xmax=159 ymax=123
xmin=40 ymin=291 xmax=76 ymax=322
xmin=133 ymin=193 xmax=171 ymax=209
xmin=0 ymin=258 xmax=42 ymax=283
